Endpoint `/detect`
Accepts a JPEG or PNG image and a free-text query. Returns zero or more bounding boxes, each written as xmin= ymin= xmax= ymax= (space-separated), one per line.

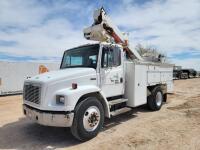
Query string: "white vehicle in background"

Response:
xmin=23 ymin=8 xmax=173 ymax=141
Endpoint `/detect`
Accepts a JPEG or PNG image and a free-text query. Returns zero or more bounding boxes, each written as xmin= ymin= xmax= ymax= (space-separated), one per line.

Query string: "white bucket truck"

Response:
xmin=23 ymin=8 xmax=173 ymax=141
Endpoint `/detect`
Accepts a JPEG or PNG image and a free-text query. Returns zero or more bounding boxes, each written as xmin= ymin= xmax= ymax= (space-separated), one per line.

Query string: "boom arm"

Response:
xmin=83 ymin=7 xmax=142 ymax=60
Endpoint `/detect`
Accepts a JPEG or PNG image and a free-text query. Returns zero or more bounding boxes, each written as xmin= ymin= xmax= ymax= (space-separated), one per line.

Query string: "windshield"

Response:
xmin=61 ymin=44 xmax=99 ymax=69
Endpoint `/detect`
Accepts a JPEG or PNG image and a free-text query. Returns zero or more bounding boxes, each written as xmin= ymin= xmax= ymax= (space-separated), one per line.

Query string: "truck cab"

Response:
xmin=23 ymin=43 xmax=126 ymax=139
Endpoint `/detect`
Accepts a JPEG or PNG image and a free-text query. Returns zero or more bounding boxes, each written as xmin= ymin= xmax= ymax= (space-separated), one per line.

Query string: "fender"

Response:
xmin=56 ymin=85 xmax=110 ymax=118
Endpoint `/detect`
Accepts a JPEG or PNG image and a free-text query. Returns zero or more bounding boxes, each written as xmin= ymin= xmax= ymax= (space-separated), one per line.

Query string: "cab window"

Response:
xmin=61 ymin=44 xmax=99 ymax=69
xmin=101 ymin=46 xmax=121 ymax=68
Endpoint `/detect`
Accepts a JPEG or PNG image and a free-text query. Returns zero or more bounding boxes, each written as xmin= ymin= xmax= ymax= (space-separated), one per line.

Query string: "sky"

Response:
xmin=0 ymin=0 xmax=200 ymax=70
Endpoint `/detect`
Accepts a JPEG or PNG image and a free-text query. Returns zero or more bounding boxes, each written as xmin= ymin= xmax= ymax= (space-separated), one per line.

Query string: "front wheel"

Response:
xmin=70 ymin=97 xmax=104 ymax=141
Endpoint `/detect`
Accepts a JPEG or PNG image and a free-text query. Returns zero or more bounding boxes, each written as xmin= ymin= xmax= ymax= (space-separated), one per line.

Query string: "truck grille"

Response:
xmin=24 ymin=84 xmax=41 ymax=104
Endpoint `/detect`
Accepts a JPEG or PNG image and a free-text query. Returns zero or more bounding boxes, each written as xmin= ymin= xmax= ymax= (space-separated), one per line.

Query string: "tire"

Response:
xmin=70 ymin=97 xmax=104 ymax=141
xmin=147 ymin=86 xmax=163 ymax=111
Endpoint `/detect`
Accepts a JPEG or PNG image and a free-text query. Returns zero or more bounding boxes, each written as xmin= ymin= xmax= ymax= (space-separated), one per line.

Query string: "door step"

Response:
xmin=110 ymin=107 xmax=132 ymax=116
xmin=108 ymin=98 xmax=128 ymax=106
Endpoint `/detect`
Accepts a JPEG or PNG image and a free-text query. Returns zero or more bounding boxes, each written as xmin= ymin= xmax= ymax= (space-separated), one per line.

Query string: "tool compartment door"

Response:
xmin=125 ymin=62 xmax=147 ymax=107
xmin=134 ymin=64 xmax=147 ymax=106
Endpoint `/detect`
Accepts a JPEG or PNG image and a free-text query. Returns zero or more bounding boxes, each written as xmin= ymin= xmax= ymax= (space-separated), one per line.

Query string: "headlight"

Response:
xmin=56 ymin=95 xmax=65 ymax=105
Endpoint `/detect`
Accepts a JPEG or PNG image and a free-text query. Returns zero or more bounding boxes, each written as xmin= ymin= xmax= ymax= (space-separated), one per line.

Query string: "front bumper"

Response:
xmin=23 ymin=104 xmax=74 ymax=127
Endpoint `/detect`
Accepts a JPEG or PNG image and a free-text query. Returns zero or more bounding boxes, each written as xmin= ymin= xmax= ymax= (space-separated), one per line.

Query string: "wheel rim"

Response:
xmin=83 ymin=106 xmax=100 ymax=132
xmin=156 ymin=91 xmax=162 ymax=106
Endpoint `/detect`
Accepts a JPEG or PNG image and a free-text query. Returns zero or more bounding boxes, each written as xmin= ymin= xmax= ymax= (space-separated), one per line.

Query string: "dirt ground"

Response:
xmin=0 ymin=79 xmax=200 ymax=150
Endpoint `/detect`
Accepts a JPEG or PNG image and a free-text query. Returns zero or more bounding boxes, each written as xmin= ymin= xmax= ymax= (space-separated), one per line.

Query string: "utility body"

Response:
xmin=23 ymin=8 xmax=173 ymax=141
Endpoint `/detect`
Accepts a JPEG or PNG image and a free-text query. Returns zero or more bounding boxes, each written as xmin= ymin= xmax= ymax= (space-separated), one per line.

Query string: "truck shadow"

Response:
xmin=0 ymin=118 xmax=80 ymax=150
xmin=103 ymin=105 xmax=150 ymax=130
xmin=0 ymin=105 xmax=150 ymax=150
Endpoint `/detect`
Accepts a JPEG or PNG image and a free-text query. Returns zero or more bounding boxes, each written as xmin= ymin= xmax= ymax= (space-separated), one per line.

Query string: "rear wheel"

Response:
xmin=147 ymin=86 xmax=164 ymax=111
xmin=71 ymin=97 xmax=104 ymax=141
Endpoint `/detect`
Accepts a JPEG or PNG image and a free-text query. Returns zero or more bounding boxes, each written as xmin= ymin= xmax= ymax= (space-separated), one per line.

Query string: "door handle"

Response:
xmin=90 ymin=78 xmax=96 ymax=80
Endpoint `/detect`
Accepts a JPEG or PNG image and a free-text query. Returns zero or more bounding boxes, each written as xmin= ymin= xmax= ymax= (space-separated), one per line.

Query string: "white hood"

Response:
xmin=26 ymin=68 xmax=96 ymax=84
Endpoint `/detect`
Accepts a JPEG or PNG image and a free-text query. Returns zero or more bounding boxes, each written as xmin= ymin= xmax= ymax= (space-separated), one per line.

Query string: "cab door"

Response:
xmin=100 ymin=45 xmax=124 ymax=98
